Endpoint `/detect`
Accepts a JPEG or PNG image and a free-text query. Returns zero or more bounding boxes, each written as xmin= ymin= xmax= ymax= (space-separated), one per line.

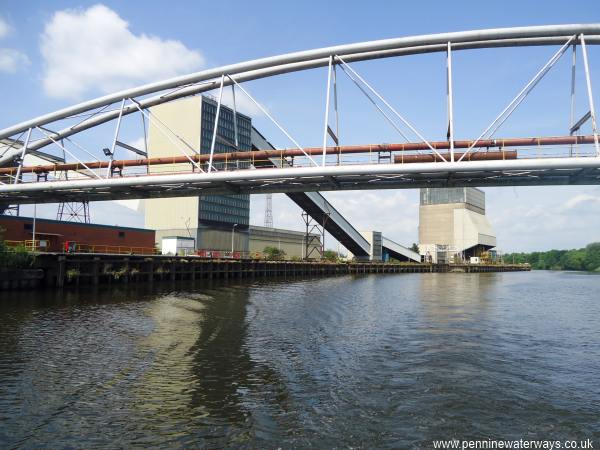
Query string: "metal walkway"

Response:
xmin=382 ymin=236 xmax=420 ymax=262
xmin=252 ymin=128 xmax=371 ymax=258
xmin=252 ymin=128 xmax=420 ymax=261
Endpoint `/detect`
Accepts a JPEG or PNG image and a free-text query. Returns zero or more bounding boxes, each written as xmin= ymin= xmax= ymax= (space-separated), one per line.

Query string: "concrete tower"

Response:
xmin=418 ymin=187 xmax=496 ymax=263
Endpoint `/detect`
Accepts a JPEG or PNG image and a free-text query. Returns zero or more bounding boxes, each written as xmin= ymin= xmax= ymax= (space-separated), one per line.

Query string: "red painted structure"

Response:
xmin=0 ymin=215 xmax=155 ymax=253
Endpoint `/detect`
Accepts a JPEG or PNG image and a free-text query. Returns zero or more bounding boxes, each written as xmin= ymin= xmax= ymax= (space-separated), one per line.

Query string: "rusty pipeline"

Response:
xmin=393 ymin=151 xmax=518 ymax=163
xmin=0 ymin=134 xmax=594 ymax=176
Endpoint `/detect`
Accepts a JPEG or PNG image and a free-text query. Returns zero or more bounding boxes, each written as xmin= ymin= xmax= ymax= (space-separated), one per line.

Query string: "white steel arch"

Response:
xmin=1 ymin=25 xmax=600 ymax=146
xmin=1 ymin=24 xmax=600 ymax=205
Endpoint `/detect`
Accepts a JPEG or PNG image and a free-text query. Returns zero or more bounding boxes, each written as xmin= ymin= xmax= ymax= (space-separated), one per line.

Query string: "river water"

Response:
xmin=0 ymin=271 xmax=598 ymax=448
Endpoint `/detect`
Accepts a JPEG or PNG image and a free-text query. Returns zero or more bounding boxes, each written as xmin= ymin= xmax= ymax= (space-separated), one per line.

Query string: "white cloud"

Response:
xmin=559 ymin=193 xmax=600 ymax=211
xmin=326 ymin=190 xmax=419 ymax=243
xmin=0 ymin=19 xmax=29 ymax=73
xmin=40 ymin=4 xmax=204 ymax=99
xmin=487 ymin=186 xmax=600 ymax=252
xmin=0 ymin=17 xmax=10 ymax=38
xmin=0 ymin=48 xmax=29 ymax=73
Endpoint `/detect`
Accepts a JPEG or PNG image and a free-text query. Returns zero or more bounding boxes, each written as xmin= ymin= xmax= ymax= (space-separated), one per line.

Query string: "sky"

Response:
xmin=1 ymin=0 xmax=600 ymax=252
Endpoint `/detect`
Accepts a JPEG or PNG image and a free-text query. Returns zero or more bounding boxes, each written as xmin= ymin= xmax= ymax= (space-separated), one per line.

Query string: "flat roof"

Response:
xmin=0 ymin=215 xmax=154 ymax=233
xmin=249 ymin=225 xmax=319 ymax=238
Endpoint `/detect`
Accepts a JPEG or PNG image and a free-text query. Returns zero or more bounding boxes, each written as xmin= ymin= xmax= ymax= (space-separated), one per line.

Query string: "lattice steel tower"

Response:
xmin=56 ymin=201 xmax=91 ymax=223
xmin=55 ymin=142 xmax=91 ymax=223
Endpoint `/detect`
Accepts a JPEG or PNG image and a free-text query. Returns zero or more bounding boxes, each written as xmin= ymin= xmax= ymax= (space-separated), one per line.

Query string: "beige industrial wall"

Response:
xmin=144 ymin=97 xmax=202 ymax=233
xmin=249 ymin=226 xmax=321 ymax=259
xmin=145 ymin=197 xmax=199 ymax=231
xmin=199 ymin=227 xmax=249 ymax=252
xmin=151 ymin=226 xmax=319 ymax=258
xmin=418 ymin=203 xmax=457 ymax=249
xmin=419 ymin=203 xmax=496 ymax=255
xmin=151 ymin=227 xmax=250 ymax=252
xmin=453 ymin=208 xmax=497 ymax=250
xmin=142 ymin=97 xmax=321 ymax=259
xmin=146 ymin=97 xmax=201 ymax=162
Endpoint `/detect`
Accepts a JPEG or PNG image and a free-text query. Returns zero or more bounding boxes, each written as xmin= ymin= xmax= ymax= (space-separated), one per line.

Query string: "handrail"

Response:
xmin=2 ymin=240 xmax=159 ymax=255
xmin=73 ymin=243 xmax=159 ymax=255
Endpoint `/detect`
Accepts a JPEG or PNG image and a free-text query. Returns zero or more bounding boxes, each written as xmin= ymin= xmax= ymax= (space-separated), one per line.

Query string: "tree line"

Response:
xmin=504 ymin=242 xmax=600 ymax=271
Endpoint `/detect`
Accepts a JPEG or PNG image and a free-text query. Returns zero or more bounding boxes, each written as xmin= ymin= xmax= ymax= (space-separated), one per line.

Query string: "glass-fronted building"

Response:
xmin=144 ymin=95 xmax=326 ymax=257
xmin=199 ymin=96 xmax=252 ymax=228
xmin=145 ymin=95 xmax=253 ymax=252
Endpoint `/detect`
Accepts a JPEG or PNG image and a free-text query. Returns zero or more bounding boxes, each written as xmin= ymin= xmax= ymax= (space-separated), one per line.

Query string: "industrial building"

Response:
xmin=358 ymin=231 xmax=383 ymax=261
xmin=248 ymin=225 xmax=320 ymax=259
xmin=144 ymin=96 xmax=252 ymax=253
xmin=418 ymin=187 xmax=496 ymax=263
xmin=0 ymin=215 xmax=155 ymax=252
xmin=143 ymin=95 xmax=323 ymax=258
xmin=0 ymin=98 xmax=415 ymax=263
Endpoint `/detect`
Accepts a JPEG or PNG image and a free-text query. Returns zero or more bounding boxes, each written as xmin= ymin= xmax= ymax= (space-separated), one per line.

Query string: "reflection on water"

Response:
xmin=0 ymin=272 xmax=599 ymax=448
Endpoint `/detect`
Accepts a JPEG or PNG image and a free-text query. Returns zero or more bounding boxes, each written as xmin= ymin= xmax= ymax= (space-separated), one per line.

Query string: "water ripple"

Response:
xmin=0 ymin=272 xmax=599 ymax=448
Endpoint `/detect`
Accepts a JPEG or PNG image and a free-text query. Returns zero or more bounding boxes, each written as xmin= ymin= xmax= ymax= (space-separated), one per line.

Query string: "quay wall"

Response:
xmin=0 ymin=253 xmax=530 ymax=290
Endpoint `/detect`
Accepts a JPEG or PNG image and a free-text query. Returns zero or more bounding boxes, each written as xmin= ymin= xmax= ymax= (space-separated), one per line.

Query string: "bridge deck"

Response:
xmin=2 ymin=157 xmax=600 ymax=205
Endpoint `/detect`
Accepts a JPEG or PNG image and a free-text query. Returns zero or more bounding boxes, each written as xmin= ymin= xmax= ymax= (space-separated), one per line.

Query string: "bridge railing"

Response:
xmin=2 ymin=240 xmax=160 ymax=255
xmin=73 ymin=243 xmax=160 ymax=255
xmin=4 ymin=141 xmax=599 ymax=186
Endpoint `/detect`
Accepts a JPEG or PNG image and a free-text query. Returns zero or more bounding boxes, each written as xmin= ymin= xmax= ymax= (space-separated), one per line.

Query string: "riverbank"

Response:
xmin=504 ymin=242 xmax=600 ymax=271
xmin=0 ymin=253 xmax=530 ymax=290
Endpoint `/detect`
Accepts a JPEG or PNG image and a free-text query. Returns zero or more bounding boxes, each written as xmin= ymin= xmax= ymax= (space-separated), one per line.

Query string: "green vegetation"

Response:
xmin=0 ymin=227 xmax=35 ymax=269
xmin=504 ymin=242 xmax=600 ymax=271
xmin=322 ymin=250 xmax=341 ymax=262
xmin=387 ymin=258 xmax=406 ymax=264
xmin=410 ymin=243 xmax=420 ymax=253
xmin=263 ymin=246 xmax=286 ymax=260
xmin=0 ymin=243 xmax=35 ymax=269
xmin=101 ymin=263 xmax=131 ymax=280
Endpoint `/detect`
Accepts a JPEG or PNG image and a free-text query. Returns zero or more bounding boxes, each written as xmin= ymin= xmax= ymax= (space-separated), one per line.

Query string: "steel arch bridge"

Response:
xmin=1 ymin=24 xmax=600 ymax=205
